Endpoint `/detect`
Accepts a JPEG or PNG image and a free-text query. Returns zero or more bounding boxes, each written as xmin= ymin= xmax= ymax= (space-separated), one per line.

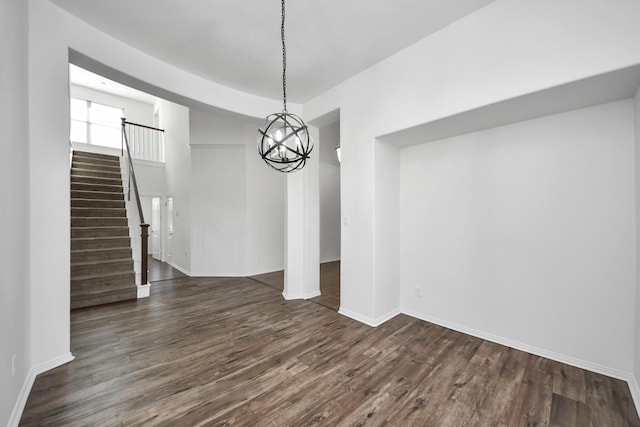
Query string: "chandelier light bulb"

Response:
xmin=257 ymin=0 xmax=313 ymax=173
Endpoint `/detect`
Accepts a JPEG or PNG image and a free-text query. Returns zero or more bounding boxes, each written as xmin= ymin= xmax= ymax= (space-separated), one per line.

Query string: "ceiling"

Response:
xmin=52 ymin=0 xmax=495 ymax=103
xmin=69 ymin=64 xmax=158 ymax=104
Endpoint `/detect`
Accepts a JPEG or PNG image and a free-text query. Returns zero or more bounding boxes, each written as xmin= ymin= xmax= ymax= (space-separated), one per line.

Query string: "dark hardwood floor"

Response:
xmin=251 ymin=261 xmax=341 ymax=311
xmin=20 ymin=276 xmax=639 ymax=426
xmin=148 ymin=255 xmax=187 ymax=283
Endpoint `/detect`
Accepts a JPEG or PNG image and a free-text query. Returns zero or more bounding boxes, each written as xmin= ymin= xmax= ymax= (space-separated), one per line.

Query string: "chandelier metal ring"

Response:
xmin=257 ymin=0 xmax=313 ymax=173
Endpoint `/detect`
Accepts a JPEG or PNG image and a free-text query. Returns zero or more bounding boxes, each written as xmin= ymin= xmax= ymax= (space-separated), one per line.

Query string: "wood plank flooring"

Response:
xmin=20 ymin=276 xmax=639 ymax=426
xmin=251 ymin=261 xmax=341 ymax=311
xmin=148 ymin=255 xmax=187 ymax=283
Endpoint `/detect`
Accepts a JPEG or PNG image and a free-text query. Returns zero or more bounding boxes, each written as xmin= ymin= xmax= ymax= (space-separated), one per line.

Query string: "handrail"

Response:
xmin=121 ymin=117 xmax=150 ymax=286
xmin=122 ymin=120 xmax=165 ymax=163
xmin=123 ymin=121 xmax=164 ymax=133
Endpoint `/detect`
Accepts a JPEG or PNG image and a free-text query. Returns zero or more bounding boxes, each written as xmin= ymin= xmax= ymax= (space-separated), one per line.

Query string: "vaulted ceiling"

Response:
xmin=51 ymin=0 xmax=495 ymax=103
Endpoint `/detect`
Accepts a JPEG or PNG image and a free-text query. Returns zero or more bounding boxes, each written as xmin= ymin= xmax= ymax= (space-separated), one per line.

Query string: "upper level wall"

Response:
xmin=305 ymin=0 xmax=640 ymax=134
xmin=70 ymin=84 xmax=155 ymax=127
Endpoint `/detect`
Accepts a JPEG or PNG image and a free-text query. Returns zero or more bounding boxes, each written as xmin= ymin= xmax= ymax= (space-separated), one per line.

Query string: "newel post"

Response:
xmin=140 ymin=223 xmax=150 ymax=285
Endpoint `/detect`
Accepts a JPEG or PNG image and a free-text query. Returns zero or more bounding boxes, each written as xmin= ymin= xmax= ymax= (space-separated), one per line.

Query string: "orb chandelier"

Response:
xmin=258 ymin=0 xmax=313 ymax=173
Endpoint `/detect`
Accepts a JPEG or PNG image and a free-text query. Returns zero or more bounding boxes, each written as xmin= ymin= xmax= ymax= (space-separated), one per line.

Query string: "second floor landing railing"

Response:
xmin=122 ymin=119 xmax=165 ymax=163
xmin=121 ymin=118 xmax=164 ymax=286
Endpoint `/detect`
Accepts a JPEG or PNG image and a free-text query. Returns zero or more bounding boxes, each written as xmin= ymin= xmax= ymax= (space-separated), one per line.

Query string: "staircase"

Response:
xmin=70 ymin=150 xmax=137 ymax=309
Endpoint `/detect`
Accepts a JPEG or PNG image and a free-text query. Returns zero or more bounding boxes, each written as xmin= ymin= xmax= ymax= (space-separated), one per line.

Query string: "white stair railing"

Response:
xmin=122 ymin=119 xmax=165 ymax=163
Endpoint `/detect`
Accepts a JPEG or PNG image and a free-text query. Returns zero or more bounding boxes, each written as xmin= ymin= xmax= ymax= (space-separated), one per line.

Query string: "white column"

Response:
xmin=283 ymin=126 xmax=320 ymax=299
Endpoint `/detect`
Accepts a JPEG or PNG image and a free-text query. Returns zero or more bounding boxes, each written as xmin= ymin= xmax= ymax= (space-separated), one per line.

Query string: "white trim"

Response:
xmin=402 ymin=308 xmax=632 ymax=382
xmin=190 ymin=271 xmax=245 ymax=277
xmin=343 ymin=305 xmax=640 ymax=416
xmin=245 ymin=267 xmax=286 ymax=277
xmin=8 ymin=353 xmax=74 ymax=427
xmin=320 ymin=257 xmax=341 ymax=264
xmin=137 ymin=283 xmax=151 ymax=298
xmin=132 ymin=158 xmax=165 ymax=168
xmin=282 ymin=290 xmax=303 ymax=300
xmin=281 ymin=290 xmax=322 ymax=300
xmin=168 ymin=261 xmax=191 ymax=277
xmin=304 ymin=290 xmax=321 ymax=299
xmin=338 ymin=307 xmax=401 ymax=327
xmin=629 ymin=375 xmax=640 ymax=417
xmin=188 ymin=143 xmax=246 ymax=150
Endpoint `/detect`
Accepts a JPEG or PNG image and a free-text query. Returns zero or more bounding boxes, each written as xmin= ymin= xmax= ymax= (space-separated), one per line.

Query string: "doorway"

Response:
xmin=310 ymin=118 xmax=341 ymax=310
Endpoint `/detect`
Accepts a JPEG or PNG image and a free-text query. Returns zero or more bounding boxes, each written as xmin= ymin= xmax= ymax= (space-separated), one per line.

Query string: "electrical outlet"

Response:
xmin=12 ymin=354 xmax=16 ymax=377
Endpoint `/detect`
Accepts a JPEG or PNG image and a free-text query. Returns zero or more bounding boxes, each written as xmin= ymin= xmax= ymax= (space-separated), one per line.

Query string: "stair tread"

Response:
xmin=70 ymin=225 xmax=129 ymax=229
xmin=71 ymin=247 xmax=131 ymax=254
xmin=71 ymin=198 xmax=125 ymax=202
xmin=71 ymin=258 xmax=133 ymax=267
xmin=71 ymin=184 xmax=122 ymax=191
xmin=71 ymin=270 xmax=135 ymax=282
xmin=71 ymin=172 xmax=121 ymax=178
xmin=71 ymin=236 xmax=130 ymax=241
xmin=71 ymin=190 xmax=124 ymax=195
xmin=72 ymin=208 xmax=126 ymax=212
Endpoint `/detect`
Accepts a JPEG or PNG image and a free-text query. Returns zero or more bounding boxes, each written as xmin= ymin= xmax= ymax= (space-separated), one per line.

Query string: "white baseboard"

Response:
xmin=320 ymin=258 xmax=341 ymax=264
xmin=282 ymin=289 xmax=321 ymax=300
xmin=304 ymin=290 xmax=321 ymax=299
xmin=338 ymin=307 xmax=401 ymax=327
xmin=137 ymin=283 xmax=150 ymax=298
xmin=8 ymin=352 xmax=74 ymax=427
xmin=168 ymin=262 xmax=191 ymax=277
xmin=629 ymin=374 xmax=640 ymax=418
xmin=342 ymin=304 xmax=640 ymax=417
xmin=402 ymin=308 xmax=632 ymax=382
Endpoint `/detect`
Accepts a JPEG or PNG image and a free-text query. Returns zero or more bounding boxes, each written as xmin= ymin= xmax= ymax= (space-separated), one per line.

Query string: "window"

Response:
xmin=70 ymin=98 xmax=123 ymax=149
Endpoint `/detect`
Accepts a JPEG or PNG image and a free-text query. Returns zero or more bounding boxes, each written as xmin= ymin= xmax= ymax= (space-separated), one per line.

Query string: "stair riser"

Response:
xmin=71 ymin=288 xmax=137 ymax=310
xmin=72 ymin=161 xmax=121 ymax=173
xmin=73 ymin=151 xmax=120 ymax=162
xmin=71 ymin=237 xmax=131 ymax=251
xmin=71 ymin=191 xmax=124 ymax=201
xmin=71 ymin=274 xmax=134 ymax=293
xmin=71 ymin=217 xmax=128 ymax=227
xmin=71 ymin=208 xmax=127 ymax=218
xmin=73 ymin=155 xmax=120 ymax=166
xmin=71 ymin=227 xmax=130 ymax=239
xmin=72 ymin=169 xmax=122 ymax=180
xmin=71 ymin=199 xmax=125 ymax=209
xmin=72 ymin=261 xmax=134 ymax=277
xmin=70 ymin=152 xmax=138 ymax=311
xmin=71 ymin=248 xmax=132 ymax=263
xmin=71 ymin=182 xmax=122 ymax=194
xmin=71 ymin=175 xmax=122 ymax=186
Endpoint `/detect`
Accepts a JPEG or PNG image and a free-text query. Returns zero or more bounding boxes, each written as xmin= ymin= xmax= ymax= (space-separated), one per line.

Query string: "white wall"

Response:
xmin=401 ymin=100 xmax=636 ymax=374
xmin=374 ymin=140 xmax=400 ymax=320
xmin=70 ymin=84 xmax=154 ymax=126
xmin=319 ymin=122 xmax=341 ymax=263
xmin=190 ymin=145 xmax=247 ymax=275
xmin=158 ymin=99 xmax=191 ymax=273
xmin=1 ymin=0 xmax=31 ymax=425
xmin=27 ymin=0 xmax=74 ymax=375
xmin=635 ymin=86 xmax=640 ymax=395
xmin=189 ymin=108 xmax=285 ymax=276
xmin=303 ymin=0 xmax=640 ymax=326
xmin=134 ymin=161 xmax=167 ymax=197
xmin=245 ymin=128 xmax=286 ymax=275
